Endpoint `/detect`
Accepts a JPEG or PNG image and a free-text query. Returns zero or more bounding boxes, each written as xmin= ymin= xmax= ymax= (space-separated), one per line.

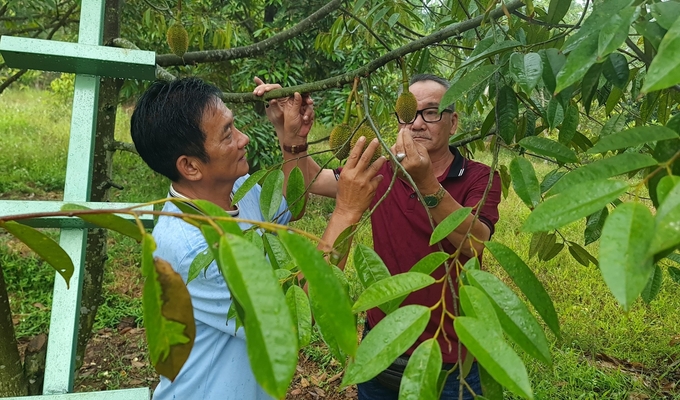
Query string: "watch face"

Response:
xmin=424 ymin=195 xmax=438 ymax=207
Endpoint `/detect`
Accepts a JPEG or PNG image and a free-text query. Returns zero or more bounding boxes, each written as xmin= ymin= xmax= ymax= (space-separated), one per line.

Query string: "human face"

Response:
xmin=399 ymin=80 xmax=458 ymax=158
xmin=198 ymin=98 xmax=250 ymax=186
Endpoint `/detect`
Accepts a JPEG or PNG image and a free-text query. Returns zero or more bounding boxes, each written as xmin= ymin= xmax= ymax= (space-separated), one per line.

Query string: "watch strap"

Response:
xmin=282 ymin=143 xmax=308 ymax=154
xmin=423 ymin=184 xmax=447 ymax=208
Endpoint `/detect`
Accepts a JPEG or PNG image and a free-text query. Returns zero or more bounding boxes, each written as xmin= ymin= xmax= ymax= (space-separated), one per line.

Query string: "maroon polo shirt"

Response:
xmin=363 ymin=146 xmax=501 ymax=363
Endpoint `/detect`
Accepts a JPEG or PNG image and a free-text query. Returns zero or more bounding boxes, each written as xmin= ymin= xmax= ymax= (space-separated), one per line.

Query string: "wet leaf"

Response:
xmin=0 ymin=221 xmax=74 ymax=288
xmin=441 ymin=65 xmax=499 ymax=109
xmin=218 ymin=234 xmax=297 ymax=398
xmin=599 ymin=203 xmax=655 ymax=310
xmin=61 ymin=204 xmax=142 ymax=241
xmin=398 ymin=339 xmax=442 ymax=400
xmin=519 ymin=136 xmax=578 ymax=164
xmin=141 ymin=235 xmax=194 ymax=382
xmin=286 ymin=285 xmax=312 ymax=348
xmin=286 ymin=166 xmax=306 ymax=219
xmin=430 ymin=207 xmax=472 ymax=245
xmin=650 ymin=180 xmax=680 ymax=255
xmin=510 ymin=157 xmax=541 ymax=208
xmin=352 ymin=272 xmax=435 ymax=313
xmin=233 ymin=169 xmax=269 ymax=204
xmin=588 ymin=126 xmax=679 ymax=154
xmin=187 ymin=249 xmax=213 ymax=284
xmin=510 ymin=52 xmax=543 ymax=94
xmin=640 ymin=264 xmax=663 ymax=304
xmin=260 ymin=169 xmax=285 ymax=221
xmin=523 ymin=179 xmax=628 ymax=233
xmin=642 ymin=16 xmax=680 ymax=94
xmin=342 ymin=305 xmax=430 ymax=386
xmin=497 ymin=85 xmax=519 ymax=144
xmin=485 ymin=241 xmax=560 ymax=338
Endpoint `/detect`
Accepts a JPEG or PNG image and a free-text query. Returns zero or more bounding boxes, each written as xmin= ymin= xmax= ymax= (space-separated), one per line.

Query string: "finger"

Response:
xmin=344 ymin=136 xmax=366 ymax=169
xmin=401 ymin=126 xmax=418 ymax=156
xmin=356 ymin=138 xmax=380 ymax=170
xmin=368 ymin=154 xmax=387 ymax=174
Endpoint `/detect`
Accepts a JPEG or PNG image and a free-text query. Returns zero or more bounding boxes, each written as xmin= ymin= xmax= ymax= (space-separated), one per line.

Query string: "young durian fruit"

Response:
xmin=395 ymin=58 xmax=417 ymax=123
xmin=350 ymin=90 xmax=382 ymax=163
xmin=166 ymin=17 xmax=189 ymax=58
xmin=329 ymin=89 xmax=355 ymax=161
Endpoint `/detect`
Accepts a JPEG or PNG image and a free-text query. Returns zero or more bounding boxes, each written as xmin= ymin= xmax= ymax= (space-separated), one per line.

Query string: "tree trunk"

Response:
xmin=74 ymin=0 xmax=124 ymax=372
xmin=0 ymin=261 xmax=28 ymax=397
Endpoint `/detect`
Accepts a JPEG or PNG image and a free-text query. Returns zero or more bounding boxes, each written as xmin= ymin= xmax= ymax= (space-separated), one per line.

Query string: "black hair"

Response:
xmin=408 ymin=73 xmax=455 ymax=112
xmin=130 ymin=77 xmax=223 ymax=181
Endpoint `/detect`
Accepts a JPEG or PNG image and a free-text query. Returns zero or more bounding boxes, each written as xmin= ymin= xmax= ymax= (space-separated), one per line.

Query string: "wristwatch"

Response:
xmin=282 ymin=143 xmax=308 ymax=154
xmin=422 ymin=185 xmax=447 ymax=208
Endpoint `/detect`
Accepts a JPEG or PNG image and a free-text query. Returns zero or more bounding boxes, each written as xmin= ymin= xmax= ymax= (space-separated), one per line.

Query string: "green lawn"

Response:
xmin=1 ymin=87 xmax=679 ymax=399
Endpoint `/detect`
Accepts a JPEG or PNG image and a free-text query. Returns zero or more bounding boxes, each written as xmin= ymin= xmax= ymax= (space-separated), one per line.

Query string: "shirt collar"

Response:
xmin=445 ymin=146 xmax=466 ymax=178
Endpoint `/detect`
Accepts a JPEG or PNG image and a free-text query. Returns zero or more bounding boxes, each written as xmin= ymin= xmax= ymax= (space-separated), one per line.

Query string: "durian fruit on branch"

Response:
xmin=329 ymin=78 xmax=359 ymax=161
xmin=166 ymin=11 xmax=189 ymax=58
xmin=350 ymin=86 xmax=382 ymax=164
xmin=395 ymin=57 xmax=417 ymax=124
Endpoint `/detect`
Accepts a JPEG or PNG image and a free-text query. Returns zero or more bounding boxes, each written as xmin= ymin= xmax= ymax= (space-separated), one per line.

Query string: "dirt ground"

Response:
xmin=69 ymin=324 xmax=358 ymax=399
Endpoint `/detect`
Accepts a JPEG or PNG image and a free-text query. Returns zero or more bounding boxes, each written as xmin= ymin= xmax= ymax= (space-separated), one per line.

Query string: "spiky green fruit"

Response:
xmin=329 ymin=123 xmax=354 ymax=160
xmin=350 ymin=125 xmax=382 ymax=163
xmin=395 ymin=91 xmax=418 ymax=123
xmin=167 ymin=22 xmax=189 ymax=58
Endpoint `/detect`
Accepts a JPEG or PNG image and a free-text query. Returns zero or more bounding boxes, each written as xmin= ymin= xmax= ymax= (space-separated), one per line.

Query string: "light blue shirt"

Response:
xmin=151 ymin=174 xmax=291 ymax=400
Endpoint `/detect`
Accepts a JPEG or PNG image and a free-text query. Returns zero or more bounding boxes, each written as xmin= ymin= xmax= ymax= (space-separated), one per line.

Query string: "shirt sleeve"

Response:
xmin=461 ymin=168 xmax=502 ymax=237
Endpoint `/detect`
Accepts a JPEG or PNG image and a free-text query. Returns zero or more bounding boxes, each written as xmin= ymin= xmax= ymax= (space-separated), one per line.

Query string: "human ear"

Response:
xmin=449 ymin=111 xmax=459 ymax=136
xmin=176 ymin=155 xmax=203 ymax=182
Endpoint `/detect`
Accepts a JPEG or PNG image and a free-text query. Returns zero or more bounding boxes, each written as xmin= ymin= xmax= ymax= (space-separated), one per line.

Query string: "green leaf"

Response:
xmin=467 ymin=270 xmax=552 ymax=366
xmin=191 ymin=199 xmax=243 ymax=237
xmin=519 ymin=136 xmax=579 ymax=164
xmin=330 ymin=225 xmax=355 ymax=266
xmin=540 ymin=48 xmax=565 ymax=94
xmin=510 ymin=157 xmax=541 ymax=208
xmin=540 ymin=169 xmax=566 ymax=194
xmin=409 ymin=252 xmax=450 ymax=276
xmin=668 ymin=266 xmax=680 ymax=284
xmin=536 ymin=233 xmax=557 ymax=262
xmin=650 ymin=180 xmax=680 ymax=255
xmin=602 ymin=53 xmax=630 ymax=89
xmin=634 ymin=21 xmax=666 ymax=51
xmin=657 ymin=175 xmax=680 ymax=205
xmin=640 ymin=264 xmax=663 ymax=304
xmin=187 ymin=249 xmax=213 ymax=284
xmin=233 ymin=169 xmax=268 ymax=204
xmin=0 ymin=221 xmax=74 ymax=288
xmin=499 ymin=164 xmax=511 ymax=199
xmin=555 ymin=34 xmax=598 ymax=94
xmin=286 ymin=166 xmax=306 ymax=219
xmin=542 ymin=242 xmax=564 ymax=262
xmin=259 ymin=169 xmax=285 ymax=222
xmin=581 ymin=63 xmax=604 ymax=115
xmin=547 ymin=0 xmax=571 ymax=24
xmin=353 ymin=244 xmax=391 ymax=288
xmin=529 ymin=231 xmax=548 ymax=260
xmin=441 ymin=65 xmax=499 ymax=109
xmin=562 ymin=0 xmax=634 ymax=53
xmin=642 ymin=16 xmax=680 ymax=94
xmin=523 ymin=179 xmax=629 ymax=233
xmin=279 ymin=231 xmax=357 ymax=357
xmin=352 ymin=272 xmax=435 ymax=313
xmin=141 ymin=235 xmax=194 ymax=382
xmin=558 ymin=105 xmax=579 ymax=145
xmin=585 ymin=207 xmax=609 ymax=246
xmin=430 ymin=207 xmax=472 ymax=245
xmin=548 ymin=153 xmax=658 ymax=196
xmin=459 ymin=40 xmax=521 ymax=70
xmin=459 ymin=285 xmax=502 ymax=332
xmin=263 ymin=233 xmax=291 ymax=270
xmin=496 ymin=85 xmax=519 ymax=144
xmin=568 ymin=241 xmax=599 ymax=267
xmin=598 ymin=7 xmax=638 ymax=60
xmin=588 ymin=126 xmax=679 ymax=154
xmin=546 ymin=97 xmax=564 ymax=130
xmin=485 ymin=242 xmax=561 ymax=338
xmin=218 ymin=235 xmax=297 ymax=398
xmin=599 ymin=202 xmax=655 ymax=311
xmin=599 ymin=113 xmax=627 ymax=138
xmin=286 ymin=285 xmax=312 ymax=348
xmin=61 ymin=204 xmax=142 ymax=241
xmin=509 ymin=52 xmax=543 ymax=94
xmin=479 ymin=364 xmax=505 ymax=400
xmin=455 ymin=316 xmax=533 ymax=399
xmin=605 ymin=86 xmax=624 ymax=116
xmin=399 ymin=339 xmax=442 ymax=400
xmin=342 ymin=305 xmax=430 ymax=386
xmin=650 ymin=2 xmax=680 ymax=30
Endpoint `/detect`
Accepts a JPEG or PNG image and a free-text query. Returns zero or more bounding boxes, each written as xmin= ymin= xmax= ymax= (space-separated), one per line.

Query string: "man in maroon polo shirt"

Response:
xmin=264 ymin=74 xmax=501 ymax=399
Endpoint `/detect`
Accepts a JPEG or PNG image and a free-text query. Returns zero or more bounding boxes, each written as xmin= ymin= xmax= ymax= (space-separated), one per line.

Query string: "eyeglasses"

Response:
xmin=394 ymin=107 xmax=453 ymax=124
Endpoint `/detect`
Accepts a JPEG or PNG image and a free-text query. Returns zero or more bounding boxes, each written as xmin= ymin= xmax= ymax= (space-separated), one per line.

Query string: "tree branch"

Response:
xmin=625 ymin=38 xmax=651 ymax=66
xmin=220 ymin=0 xmax=525 ymax=103
xmin=105 ymin=140 xmax=138 ymax=154
xmin=155 ymin=0 xmax=343 ymax=67
xmin=112 ymin=38 xmax=176 ymax=81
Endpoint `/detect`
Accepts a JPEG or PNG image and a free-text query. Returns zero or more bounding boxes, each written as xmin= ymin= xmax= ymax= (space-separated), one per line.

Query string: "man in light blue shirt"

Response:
xmin=130 ymin=77 xmax=386 ymax=400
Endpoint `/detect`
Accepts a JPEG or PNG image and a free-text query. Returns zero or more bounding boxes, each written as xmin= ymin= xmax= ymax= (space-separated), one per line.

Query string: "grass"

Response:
xmin=1 ymin=87 xmax=680 ymax=398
